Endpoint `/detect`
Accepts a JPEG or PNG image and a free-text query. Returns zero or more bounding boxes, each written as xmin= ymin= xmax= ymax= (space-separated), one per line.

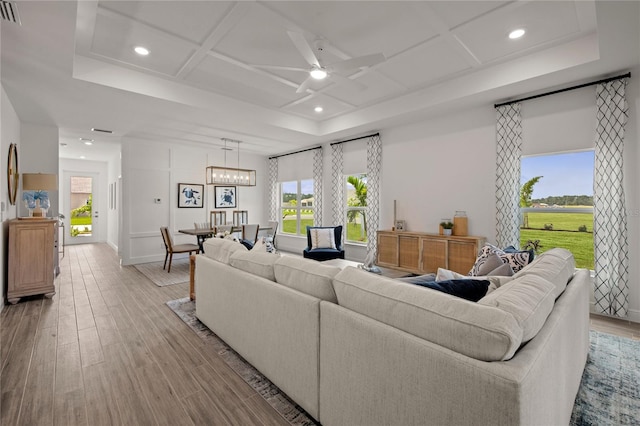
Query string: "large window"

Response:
xmin=520 ymin=151 xmax=594 ymax=269
xmin=281 ymin=179 xmax=314 ymax=235
xmin=345 ymin=174 xmax=368 ymax=243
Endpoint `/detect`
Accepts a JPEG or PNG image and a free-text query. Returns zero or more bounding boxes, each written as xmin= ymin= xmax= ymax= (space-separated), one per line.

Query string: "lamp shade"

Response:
xmin=22 ymin=173 xmax=58 ymax=191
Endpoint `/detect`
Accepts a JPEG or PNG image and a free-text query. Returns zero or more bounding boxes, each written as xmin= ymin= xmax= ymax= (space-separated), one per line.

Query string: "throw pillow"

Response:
xmin=486 ymin=262 xmax=514 ymax=277
xmin=250 ymin=237 xmax=268 ymax=252
xmin=408 ymin=278 xmax=491 ymax=302
xmin=474 ymin=253 xmax=504 ymax=276
xmin=469 ymin=243 xmax=531 ymax=276
xmin=504 ymin=245 xmax=535 ymax=262
xmin=310 ymin=228 xmax=336 ymax=249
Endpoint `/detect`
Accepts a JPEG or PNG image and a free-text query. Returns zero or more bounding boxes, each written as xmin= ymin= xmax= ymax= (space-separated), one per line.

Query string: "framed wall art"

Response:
xmin=214 ymin=186 xmax=236 ymax=208
xmin=178 ymin=183 xmax=204 ymax=208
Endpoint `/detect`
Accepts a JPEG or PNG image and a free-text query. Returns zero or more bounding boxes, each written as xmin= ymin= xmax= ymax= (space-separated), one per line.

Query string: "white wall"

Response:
xmin=120 ymin=138 xmax=266 ymax=265
xmin=1 ymin=86 xmax=21 ymax=310
xmin=19 ymin=123 xmax=59 ymax=217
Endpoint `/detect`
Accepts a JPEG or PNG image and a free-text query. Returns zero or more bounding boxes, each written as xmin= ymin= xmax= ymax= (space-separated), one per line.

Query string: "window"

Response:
xmin=345 ymin=174 xmax=368 ymax=243
xmin=520 ymin=151 xmax=594 ymax=269
xmin=281 ymin=179 xmax=314 ymax=235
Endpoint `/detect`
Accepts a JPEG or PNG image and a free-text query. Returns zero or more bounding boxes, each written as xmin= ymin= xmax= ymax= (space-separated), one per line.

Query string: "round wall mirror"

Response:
xmin=7 ymin=143 xmax=18 ymax=205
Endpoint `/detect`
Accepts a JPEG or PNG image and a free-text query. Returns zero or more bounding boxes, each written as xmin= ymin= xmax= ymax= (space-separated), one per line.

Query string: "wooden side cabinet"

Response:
xmin=7 ymin=218 xmax=57 ymax=304
xmin=377 ymin=230 xmax=485 ymax=275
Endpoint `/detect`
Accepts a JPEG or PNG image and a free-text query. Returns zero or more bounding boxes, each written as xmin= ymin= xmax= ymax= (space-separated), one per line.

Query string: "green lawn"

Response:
xmin=521 ymin=212 xmax=594 ymax=269
xmin=281 ymin=219 xmax=368 ymax=244
xmin=71 ymin=216 xmax=92 ymax=226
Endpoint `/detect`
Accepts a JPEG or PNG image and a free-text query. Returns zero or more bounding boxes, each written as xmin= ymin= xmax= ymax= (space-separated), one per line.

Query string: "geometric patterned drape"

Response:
xmin=268 ymin=157 xmax=278 ymax=221
xmin=331 ymin=143 xmax=345 ymax=246
xmin=313 ymin=147 xmax=323 ymax=226
xmin=495 ymin=103 xmax=523 ymax=249
xmin=366 ymin=134 xmax=382 ymax=256
xmin=593 ymin=79 xmax=629 ymax=317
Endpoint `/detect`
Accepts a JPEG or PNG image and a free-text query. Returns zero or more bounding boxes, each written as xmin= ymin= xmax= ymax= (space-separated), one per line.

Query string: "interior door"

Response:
xmin=64 ymin=171 xmax=99 ymax=244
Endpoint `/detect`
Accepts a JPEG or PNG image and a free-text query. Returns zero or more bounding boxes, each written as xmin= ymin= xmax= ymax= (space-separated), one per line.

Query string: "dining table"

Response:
xmin=179 ymin=226 xmax=272 ymax=253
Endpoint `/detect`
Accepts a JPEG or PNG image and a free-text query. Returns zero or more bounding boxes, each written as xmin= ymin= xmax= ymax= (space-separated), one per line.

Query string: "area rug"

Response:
xmin=166 ymin=297 xmax=316 ymax=426
xmin=134 ymin=258 xmax=190 ymax=287
xmin=570 ymin=331 xmax=640 ymax=425
xmin=167 ymin=298 xmax=639 ymax=426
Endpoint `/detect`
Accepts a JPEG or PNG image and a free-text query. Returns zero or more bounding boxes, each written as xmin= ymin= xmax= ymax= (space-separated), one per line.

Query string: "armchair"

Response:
xmin=303 ymin=225 xmax=345 ymax=261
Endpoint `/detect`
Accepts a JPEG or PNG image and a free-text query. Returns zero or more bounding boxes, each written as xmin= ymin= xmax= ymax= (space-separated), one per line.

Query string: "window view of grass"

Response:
xmin=520 ymin=211 xmax=593 ymax=269
xmin=281 ymin=180 xmax=314 ymax=235
xmin=346 ymin=174 xmax=368 ymax=243
xmin=521 ymin=151 xmax=594 ymax=270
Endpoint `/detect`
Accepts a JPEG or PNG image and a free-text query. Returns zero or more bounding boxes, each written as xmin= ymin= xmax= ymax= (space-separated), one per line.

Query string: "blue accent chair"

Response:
xmin=303 ymin=225 xmax=345 ymax=261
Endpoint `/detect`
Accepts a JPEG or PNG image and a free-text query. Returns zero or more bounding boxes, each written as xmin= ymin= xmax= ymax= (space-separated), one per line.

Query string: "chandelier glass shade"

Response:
xmin=206 ymin=139 xmax=256 ymax=186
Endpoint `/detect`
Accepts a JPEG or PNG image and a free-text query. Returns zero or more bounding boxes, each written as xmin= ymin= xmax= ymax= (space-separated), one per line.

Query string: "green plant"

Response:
xmin=544 ymin=223 xmax=553 ymax=230
xmin=440 ymin=221 xmax=454 ymax=229
xmin=71 ymin=194 xmax=92 ymax=218
xmin=578 ymin=225 xmax=588 ymax=232
xmin=70 ymin=227 xmax=80 ymax=237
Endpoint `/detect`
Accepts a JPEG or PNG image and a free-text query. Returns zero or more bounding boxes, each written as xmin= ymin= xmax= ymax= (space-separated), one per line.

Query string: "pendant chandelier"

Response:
xmin=206 ymin=138 xmax=256 ymax=186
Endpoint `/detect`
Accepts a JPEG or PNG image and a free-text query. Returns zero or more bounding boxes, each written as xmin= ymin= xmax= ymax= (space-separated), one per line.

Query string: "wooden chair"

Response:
xmin=266 ymin=220 xmax=278 ymax=249
xmin=160 ymin=227 xmax=200 ymax=273
xmin=240 ymin=224 xmax=260 ymax=250
xmin=233 ymin=210 xmax=248 ymax=226
xmin=210 ymin=211 xmax=227 ymax=227
xmin=194 ymin=222 xmax=212 ymax=230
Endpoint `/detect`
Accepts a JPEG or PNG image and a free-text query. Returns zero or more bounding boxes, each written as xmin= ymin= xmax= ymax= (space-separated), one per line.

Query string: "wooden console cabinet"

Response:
xmin=7 ymin=218 xmax=57 ymax=304
xmin=377 ymin=230 xmax=485 ymax=275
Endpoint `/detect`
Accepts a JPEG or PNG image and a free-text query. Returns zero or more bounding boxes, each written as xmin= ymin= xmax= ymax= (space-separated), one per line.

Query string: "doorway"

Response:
xmin=64 ymin=171 xmax=100 ymax=244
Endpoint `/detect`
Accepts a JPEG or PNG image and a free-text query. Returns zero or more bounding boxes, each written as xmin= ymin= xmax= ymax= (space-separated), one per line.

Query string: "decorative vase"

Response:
xmin=443 ymin=229 xmax=452 ymax=236
xmin=453 ymin=211 xmax=468 ymax=236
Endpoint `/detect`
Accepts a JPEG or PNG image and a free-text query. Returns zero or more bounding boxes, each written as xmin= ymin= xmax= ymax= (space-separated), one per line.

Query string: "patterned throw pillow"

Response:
xmin=310 ymin=228 xmax=336 ymax=249
xmin=469 ymin=244 xmax=531 ymax=276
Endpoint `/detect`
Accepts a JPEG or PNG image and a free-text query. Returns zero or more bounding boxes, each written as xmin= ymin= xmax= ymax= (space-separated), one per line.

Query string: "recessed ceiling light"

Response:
xmin=310 ymin=68 xmax=327 ymax=80
xmin=91 ymin=128 xmax=113 ymax=134
xmin=84 ymin=141 xmax=93 ymax=146
xmin=80 ymin=156 xmax=86 ymax=159
xmin=509 ymin=29 xmax=525 ymax=39
xmin=134 ymin=46 xmax=150 ymax=56
xmin=314 ymin=106 xmax=323 ymax=113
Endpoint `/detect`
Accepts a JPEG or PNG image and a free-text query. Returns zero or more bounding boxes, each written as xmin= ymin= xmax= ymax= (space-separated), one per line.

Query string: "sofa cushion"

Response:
xmin=228 ymin=250 xmax=280 ymax=281
xmin=478 ymin=274 xmax=556 ymax=342
xmin=512 ymin=248 xmax=575 ymax=298
xmin=202 ymin=238 xmax=248 ymax=264
xmin=332 ymin=267 xmax=523 ymax=361
xmin=274 ymin=256 xmax=341 ymax=303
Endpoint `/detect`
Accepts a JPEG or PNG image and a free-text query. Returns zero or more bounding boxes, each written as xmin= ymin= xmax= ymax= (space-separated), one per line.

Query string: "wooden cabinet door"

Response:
xmin=398 ymin=236 xmax=419 ymax=271
xmin=377 ymin=232 xmax=399 ymax=267
xmin=421 ymin=238 xmax=447 ymax=273
xmin=448 ymin=240 xmax=478 ymax=274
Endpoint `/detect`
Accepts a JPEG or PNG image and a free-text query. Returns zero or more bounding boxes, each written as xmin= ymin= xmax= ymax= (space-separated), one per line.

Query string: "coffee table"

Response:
xmin=321 ymin=258 xmax=412 ymax=279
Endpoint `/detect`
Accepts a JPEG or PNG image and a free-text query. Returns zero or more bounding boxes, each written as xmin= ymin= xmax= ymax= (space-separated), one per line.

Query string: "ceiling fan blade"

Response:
xmin=327 ymin=53 xmax=386 ymax=73
xmin=329 ymin=73 xmax=367 ymax=91
xmin=296 ymin=75 xmax=314 ymax=93
xmin=253 ymin=64 xmax=308 ymax=72
xmin=287 ymin=31 xmax=321 ymax=67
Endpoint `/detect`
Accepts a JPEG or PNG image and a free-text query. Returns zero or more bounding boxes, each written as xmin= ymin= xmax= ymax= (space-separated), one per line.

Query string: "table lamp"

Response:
xmin=22 ymin=173 xmax=58 ymax=217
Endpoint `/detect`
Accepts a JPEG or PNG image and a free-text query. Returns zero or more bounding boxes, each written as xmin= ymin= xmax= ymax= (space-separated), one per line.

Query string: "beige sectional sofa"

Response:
xmin=195 ymin=238 xmax=590 ymax=425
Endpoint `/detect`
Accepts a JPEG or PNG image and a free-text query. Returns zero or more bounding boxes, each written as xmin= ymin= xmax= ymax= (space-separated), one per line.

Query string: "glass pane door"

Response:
xmin=65 ymin=172 xmax=99 ymax=244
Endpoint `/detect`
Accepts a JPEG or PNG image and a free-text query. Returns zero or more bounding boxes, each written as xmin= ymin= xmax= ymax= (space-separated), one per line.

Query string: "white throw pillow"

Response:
xmin=310 ymin=228 xmax=336 ymax=249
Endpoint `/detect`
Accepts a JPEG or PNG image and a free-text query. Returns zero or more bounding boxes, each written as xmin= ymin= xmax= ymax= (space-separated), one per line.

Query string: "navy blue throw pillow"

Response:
xmin=409 ymin=279 xmax=490 ymax=302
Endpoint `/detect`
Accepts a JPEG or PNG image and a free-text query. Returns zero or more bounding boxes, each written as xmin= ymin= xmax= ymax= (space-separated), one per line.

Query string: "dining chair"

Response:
xmin=160 ymin=227 xmax=200 ymax=273
xmin=215 ymin=224 xmax=234 ymax=235
xmin=266 ymin=220 xmax=278 ymax=249
xmin=240 ymin=224 xmax=260 ymax=249
xmin=210 ymin=210 xmax=227 ymax=227
xmin=233 ymin=210 xmax=248 ymax=226
xmin=194 ymin=222 xmax=212 ymax=230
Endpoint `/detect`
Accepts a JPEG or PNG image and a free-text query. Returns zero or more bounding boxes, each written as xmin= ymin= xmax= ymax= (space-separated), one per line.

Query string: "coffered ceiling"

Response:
xmin=1 ymin=1 xmax=638 ymax=160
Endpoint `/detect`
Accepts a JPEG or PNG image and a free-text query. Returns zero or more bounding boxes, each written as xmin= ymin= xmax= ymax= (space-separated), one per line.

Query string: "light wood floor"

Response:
xmin=2 ymin=244 xmax=639 ymax=425
xmin=1 ymin=243 xmax=290 ymax=426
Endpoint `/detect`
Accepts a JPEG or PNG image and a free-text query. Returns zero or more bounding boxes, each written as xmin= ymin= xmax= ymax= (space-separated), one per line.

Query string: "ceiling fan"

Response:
xmin=254 ymin=31 xmax=386 ymax=93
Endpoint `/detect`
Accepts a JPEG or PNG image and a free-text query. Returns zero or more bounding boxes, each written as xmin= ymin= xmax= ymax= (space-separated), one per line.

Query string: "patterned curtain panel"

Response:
xmin=313 ymin=148 xmax=323 ymax=226
xmin=366 ymin=134 xmax=382 ymax=256
xmin=331 ymin=143 xmax=345 ymax=245
xmin=593 ymin=79 xmax=629 ymax=317
xmin=268 ymin=157 xmax=278 ymax=221
xmin=495 ymin=103 xmax=523 ymax=249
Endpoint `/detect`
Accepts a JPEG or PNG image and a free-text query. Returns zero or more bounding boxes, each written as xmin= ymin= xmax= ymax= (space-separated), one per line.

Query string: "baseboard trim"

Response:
xmin=589 ymin=302 xmax=640 ymax=324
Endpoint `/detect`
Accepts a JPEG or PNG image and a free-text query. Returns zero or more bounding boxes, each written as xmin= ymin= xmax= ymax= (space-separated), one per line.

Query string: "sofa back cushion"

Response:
xmin=274 ymin=256 xmax=340 ymax=303
xmin=478 ymin=274 xmax=556 ymax=342
xmin=332 ymin=267 xmax=523 ymax=361
xmin=512 ymin=248 xmax=575 ymax=298
xmin=228 ymin=250 xmax=280 ymax=281
xmin=202 ymin=238 xmax=248 ymax=264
